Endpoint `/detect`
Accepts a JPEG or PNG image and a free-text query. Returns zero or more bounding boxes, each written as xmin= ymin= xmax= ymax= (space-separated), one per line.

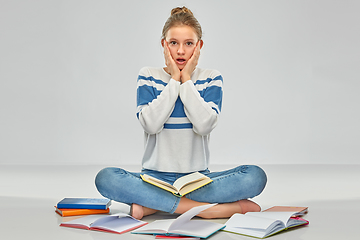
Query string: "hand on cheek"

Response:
xmin=181 ymin=41 xmax=201 ymax=83
xmin=163 ymin=41 xmax=181 ymax=82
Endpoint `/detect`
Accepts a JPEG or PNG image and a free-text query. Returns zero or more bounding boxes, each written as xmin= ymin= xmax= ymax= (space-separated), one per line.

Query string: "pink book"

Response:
xmin=263 ymin=206 xmax=308 ymax=216
xmin=60 ymin=213 xmax=147 ymax=234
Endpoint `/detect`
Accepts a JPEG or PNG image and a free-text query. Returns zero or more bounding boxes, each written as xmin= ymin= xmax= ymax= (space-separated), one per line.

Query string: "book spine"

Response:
xmin=56 ymin=208 xmax=110 ymax=217
xmin=180 ymin=179 xmax=213 ymax=196
xmin=57 ymin=204 xmax=107 ymax=210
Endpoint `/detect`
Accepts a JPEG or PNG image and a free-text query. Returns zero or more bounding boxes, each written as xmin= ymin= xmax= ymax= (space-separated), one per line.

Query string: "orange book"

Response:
xmin=55 ymin=206 xmax=110 ymax=217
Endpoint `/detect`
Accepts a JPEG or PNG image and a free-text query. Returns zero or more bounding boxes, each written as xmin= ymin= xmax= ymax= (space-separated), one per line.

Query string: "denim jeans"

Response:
xmin=95 ymin=165 xmax=267 ymax=213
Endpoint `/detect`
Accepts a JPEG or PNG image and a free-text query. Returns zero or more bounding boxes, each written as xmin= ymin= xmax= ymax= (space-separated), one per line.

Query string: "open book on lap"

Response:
xmin=141 ymin=171 xmax=212 ymax=196
xmin=223 ymin=211 xmax=309 ymax=239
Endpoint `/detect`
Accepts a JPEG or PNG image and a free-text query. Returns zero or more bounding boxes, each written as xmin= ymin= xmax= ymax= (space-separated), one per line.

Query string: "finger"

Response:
xmin=164 ymin=43 xmax=173 ymax=61
xmin=195 ymin=41 xmax=201 ymax=55
xmin=164 ymin=41 xmax=170 ymax=55
xmin=163 ymin=41 xmax=172 ymax=64
xmin=183 ymin=45 xmax=200 ymax=73
xmin=163 ymin=40 xmax=168 ymax=54
xmin=190 ymin=46 xmax=200 ymax=63
xmin=165 ymin=41 xmax=172 ymax=54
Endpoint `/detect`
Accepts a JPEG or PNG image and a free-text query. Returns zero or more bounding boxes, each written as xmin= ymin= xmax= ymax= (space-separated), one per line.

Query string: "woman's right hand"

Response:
xmin=163 ymin=41 xmax=181 ymax=82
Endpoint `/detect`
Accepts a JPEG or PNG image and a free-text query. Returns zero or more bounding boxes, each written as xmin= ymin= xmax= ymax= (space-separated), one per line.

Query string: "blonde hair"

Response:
xmin=162 ymin=6 xmax=202 ymax=40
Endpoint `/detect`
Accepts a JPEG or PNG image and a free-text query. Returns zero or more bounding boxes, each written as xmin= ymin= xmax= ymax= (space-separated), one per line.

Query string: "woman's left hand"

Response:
xmin=181 ymin=41 xmax=201 ymax=83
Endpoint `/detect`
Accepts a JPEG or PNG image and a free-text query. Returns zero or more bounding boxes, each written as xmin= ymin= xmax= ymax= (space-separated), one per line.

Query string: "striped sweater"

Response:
xmin=136 ymin=67 xmax=223 ymax=173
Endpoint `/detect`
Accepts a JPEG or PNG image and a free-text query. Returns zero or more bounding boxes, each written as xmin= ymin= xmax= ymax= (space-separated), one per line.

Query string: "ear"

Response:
xmin=161 ymin=39 xmax=166 ymax=47
xmin=199 ymin=40 xmax=204 ymax=49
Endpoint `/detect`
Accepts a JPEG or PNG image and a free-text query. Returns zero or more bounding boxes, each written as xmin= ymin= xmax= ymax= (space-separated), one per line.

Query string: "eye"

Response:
xmin=186 ymin=42 xmax=194 ymax=46
xmin=169 ymin=41 xmax=177 ymax=45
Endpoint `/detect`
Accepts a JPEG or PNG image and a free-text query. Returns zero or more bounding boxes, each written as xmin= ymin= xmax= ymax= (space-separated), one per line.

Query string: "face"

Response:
xmin=163 ymin=25 xmax=202 ymax=70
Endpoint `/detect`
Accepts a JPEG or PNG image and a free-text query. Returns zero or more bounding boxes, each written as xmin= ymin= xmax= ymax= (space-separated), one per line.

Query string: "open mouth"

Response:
xmin=176 ymin=58 xmax=186 ymax=65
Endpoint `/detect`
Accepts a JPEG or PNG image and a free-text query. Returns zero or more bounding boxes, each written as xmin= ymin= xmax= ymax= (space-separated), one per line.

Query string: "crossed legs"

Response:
xmin=131 ymin=197 xmax=261 ymax=219
xmin=95 ymin=165 xmax=267 ymax=220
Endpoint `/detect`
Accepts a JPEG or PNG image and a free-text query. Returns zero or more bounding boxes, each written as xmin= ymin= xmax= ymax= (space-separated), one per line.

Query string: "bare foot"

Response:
xmin=239 ymin=199 xmax=261 ymax=213
xmin=131 ymin=203 xmax=158 ymax=220
xmin=197 ymin=199 xmax=260 ymax=219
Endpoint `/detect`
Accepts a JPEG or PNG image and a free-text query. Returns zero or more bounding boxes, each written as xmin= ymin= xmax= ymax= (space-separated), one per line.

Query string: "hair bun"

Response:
xmin=171 ymin=6 xmax=193 ymax=16
xmin=162 ymin=6 xmax=202 ymax=40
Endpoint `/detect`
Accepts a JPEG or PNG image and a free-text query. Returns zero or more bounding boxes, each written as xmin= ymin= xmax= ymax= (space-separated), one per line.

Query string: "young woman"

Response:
xmin=95 ymin=6 xmax=267 ymax=220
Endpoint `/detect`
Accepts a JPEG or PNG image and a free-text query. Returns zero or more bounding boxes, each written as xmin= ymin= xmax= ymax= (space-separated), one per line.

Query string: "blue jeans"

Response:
xmin=95 ymin=165 xmax=267 ymax=214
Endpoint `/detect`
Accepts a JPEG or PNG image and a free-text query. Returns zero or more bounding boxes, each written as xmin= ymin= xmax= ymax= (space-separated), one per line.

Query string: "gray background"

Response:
xmin=1 ymin=0 xmax=359 ymax=165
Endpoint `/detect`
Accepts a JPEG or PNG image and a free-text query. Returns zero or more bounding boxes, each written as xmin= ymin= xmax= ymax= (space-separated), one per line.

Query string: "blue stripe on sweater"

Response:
xmin=170 ymin=97 xmax=186 ymax=118
xmin=137 ymin=85 xmax=162 ymax=107
xmin=164 ymin=123 xmax=193 ymax=129
xmin=137 ymin=74 xmax=223 ymax=113
xmin=199 ymin=86 xmax=223 ymax=112
xmin=194 ymin=75 xmax=223 ymax=85
xmin=138 ymin=75 xmax=167 ymax=86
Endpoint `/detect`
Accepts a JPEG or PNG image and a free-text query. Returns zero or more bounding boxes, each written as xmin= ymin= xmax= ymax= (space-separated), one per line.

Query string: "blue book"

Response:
xmin=57 ymin=198 xmax=111 ymax=210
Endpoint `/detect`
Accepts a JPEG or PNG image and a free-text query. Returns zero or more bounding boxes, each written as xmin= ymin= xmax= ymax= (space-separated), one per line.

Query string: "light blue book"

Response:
xmin=57 ymin=198 xmax=111 ymax=210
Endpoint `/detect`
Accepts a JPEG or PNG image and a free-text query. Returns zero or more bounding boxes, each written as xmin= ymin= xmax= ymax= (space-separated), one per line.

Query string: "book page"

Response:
xmin=224 ymin=226 xmax=268 ymax=239
xmin=132 ymin=205 xmax=221 ymax=238
xmin=168 ymin=204 xmax=216 ymax=231
xmin=170 ymin=220 xmax=224 ymax=239
xmin=286 ymin=217 xmax=309 ymax=228
xmin=246 ymin=211 xmax=297 ymax=226
xmin=91 ymin=214 xmax=146 ymax=233
xmin=142 ymin=174 xmax=178 ymax=193
xmin=224 ymin=214 xmax=285 ymax=238
xmin=131 ymin=219 xmax=175 ymax=234
xmin=61 ymin=214 xmax=106 ymax=228
xmin=90 ymin=213 xmax=131 ymax=227
xmin=172 ymin=172 xmax=208 ymax=190
xmin=178 ymin=178 xmax=212 ymax=196
xmin=225 ymin=213 xmax=280 ymax=230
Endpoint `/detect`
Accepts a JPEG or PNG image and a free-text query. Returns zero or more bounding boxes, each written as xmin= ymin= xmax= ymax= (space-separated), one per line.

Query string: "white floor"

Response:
xmin=0 ymin=164 xmax=359 ymax=239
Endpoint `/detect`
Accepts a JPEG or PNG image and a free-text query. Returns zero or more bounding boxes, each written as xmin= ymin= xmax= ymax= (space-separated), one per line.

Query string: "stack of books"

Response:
xmin=55 ymin=198 xmax=111 ymax=217
xmin=57 ymin=197 xmax=149 ymax=234
xmin=58 ymin=203 xmax=223 ymax=237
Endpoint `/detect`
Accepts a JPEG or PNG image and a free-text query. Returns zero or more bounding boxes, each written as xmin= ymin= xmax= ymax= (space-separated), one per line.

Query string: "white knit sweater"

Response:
xmin=136 ymin=67 xmax=223 ymax=173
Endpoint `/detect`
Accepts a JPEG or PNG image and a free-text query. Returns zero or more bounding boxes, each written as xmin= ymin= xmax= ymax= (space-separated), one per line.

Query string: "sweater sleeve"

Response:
xmin=136 ymin=68 xmax=180 ymax=134
xmin=179 ymin=73 xmax=223 ymax=136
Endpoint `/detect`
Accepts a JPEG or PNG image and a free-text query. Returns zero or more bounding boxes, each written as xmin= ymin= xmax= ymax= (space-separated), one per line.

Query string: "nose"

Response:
xmin=177 ymin=44 xmax=185 ymax=55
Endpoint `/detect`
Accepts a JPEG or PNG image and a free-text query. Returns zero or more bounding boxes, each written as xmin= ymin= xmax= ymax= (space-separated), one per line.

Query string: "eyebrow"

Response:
xmin=168 ymin=38 xmax=196 ymax=42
